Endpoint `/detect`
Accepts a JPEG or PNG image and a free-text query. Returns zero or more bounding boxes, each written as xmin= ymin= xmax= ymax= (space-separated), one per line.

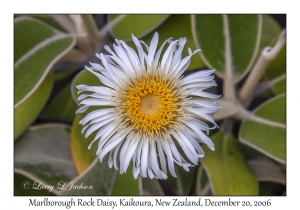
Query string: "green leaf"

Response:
xmin=142 ymin=178 xmax=164 ymax=195
xmin=258 ymin=15 xmax=281 ymax=56
xmin=110 ymin=15 xmax=170 ymax=41
xmin=14 ymin=74 xmax=53 ymax=139
xmin=70 ymin=112 xmax=98 ymax=174
xmin=40 ymin=82 xmax=77 ymax=121
xmin=34 ymin=15 xmax=68 ymax=32
xmin=14 ymin=34 xmax=75 ymax=106
xmin=14 ymin=17 xmax=57 ymax=63
xmin=166 ymin=165 xmax=196 ymax=195
xmin=71 ymin=69 xmax=103 ymax=104
xmin=201 ymin=132 xmax=258 ymax=195
xmin=248 ymin=156 xmax=286 ymax=185
xmin=60 ymin=158 xmax=140 ymax=195
xmin=257 ymin=15 xmax=285 ymax=95
xmin=14 ymin=124 xmax=78 ymax=190
xmin=14 ymin=17 xmax=75 ymax=108
xmin=239 ymin=94 xmax=286 ymax=163
xmin=265 ymin=44 xmax=286 ymax=94
xmin=54 ymin=69 xmax=78 ymax=82
xmin=192 ymin=14 xmax=262 ymax=82
xmin=131 ymin=15 xmax=205 ymax=70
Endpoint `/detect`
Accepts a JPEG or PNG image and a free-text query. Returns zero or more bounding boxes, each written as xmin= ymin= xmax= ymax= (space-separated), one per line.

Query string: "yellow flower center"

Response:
xmin=119 ymin=74 xmax=182 ymax=137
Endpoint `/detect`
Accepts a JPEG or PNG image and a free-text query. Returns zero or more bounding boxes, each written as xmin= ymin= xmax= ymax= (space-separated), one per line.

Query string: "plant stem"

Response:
xmin=238 ymin=29 xmax=286 ymax=105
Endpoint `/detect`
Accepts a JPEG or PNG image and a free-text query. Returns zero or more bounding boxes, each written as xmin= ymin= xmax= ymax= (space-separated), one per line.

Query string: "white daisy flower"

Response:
xmin=76 ymin=32 xmax=221 ymax=179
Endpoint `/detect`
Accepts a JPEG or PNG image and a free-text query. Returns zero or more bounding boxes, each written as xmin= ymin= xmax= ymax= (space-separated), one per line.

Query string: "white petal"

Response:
xmin=140 ymin=139 xmax=149 ymax=177
xmin=121 ymin=139 xmax=138 ymax=174
xmin=146 ymin=32 xmax=159 ymax=67
xmin=161 ymin=139 xmax=177 ymax=177
xmin=170 ymin=130 xmax=198 ymax=164
xmin=80 ymin=109 xmax=110 ymax=125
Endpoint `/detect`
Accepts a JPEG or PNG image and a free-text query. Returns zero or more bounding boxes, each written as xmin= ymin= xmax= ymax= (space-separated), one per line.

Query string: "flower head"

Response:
xmin=76 ymin=32 xmax=221 ymax=179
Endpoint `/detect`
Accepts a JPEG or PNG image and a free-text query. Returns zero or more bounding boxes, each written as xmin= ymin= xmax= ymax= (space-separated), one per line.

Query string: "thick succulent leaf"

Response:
xmin=265 ymin=44 xmax=286 ymax=94
xmin=258 ymin=15 xmax=281 ymax=56
xmin=201 ymin=132 xmax=258 ymax=195
xmin=109 ymin=14 xmax=170 ymax=41
xmin=192 ymin=14 xmax=262 ymax=82
xmin=14 ymin=173 xmax=55 ymax=196
xmin=40 ymin=82 xmax=77 ymax=121
xmin=131 ymin=15 xmax=205 ymax=70
xmin=14 ymin=124 xmax=78 ymax=190
xmin=33 ymin=15 xmax=68 ymax=32
xmin=239 ymin=94 xmax=286 ymax=163
xmin=54 ymin=69 xmax=78 ymax=82
xmin=71 ymin=69 xmax=103 ymax=104
xmin=14 ymin=74 xmax=53 ymax=139
xmin=14 ymin=17 xmax=75 ymax=107
xmin=166 ymin=165 xmax=196 ymax=195
xmin=248 ymin=156 xmax=286 ymax=185
xmin=71 ymin=112 xmax=98 ymax=174
xmin=60 ymin=158 xmax=140 ymax=195
xmin=142 ymin=178 xmax=164 ymax=195
xmin=14 ymin=16 xmax=58 ymax=63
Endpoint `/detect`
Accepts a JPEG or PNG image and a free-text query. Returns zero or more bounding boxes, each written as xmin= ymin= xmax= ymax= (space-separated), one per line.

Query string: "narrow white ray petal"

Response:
xmin=77 ymin=85 xmax=113 ymax=96
xmin=79 ymin=98 xmax=113 ymax=106
xmin=180 ymin=130 xmax=204 ymax=157
xmin=80 ymin=109 xmax=111 ymax=125
xmin=85 ymin=66 xmax=117 ymax=89
xmin=183 ymin=70 xmax=215 ymax=81
xmin=133 ymin=167 xmax=140 ymax=179
xmin=161 ymin=40 xmax=179 ymax=70
xmin=161 ymin=139 xmax=177 ymax=177
xmin=187 ymin=108 xmax=218 ymax=126
xmin=85 ymin=116 xmax=117 ymax=138
xmin=76 ymin=105 xmax=89 ymax=114
xmin=180 ymin=81 xmax=217 ymax=91
xmin=98 ymin=54 xmax=120 ymax=85
xmin=149 ymin=141 xmax=162 ymax=178
xmin=182 ymin=75 xmax=215 ymax=85
xmin=170 ymin=130 xmax=198 ymax=164
xmin=154 ymin=37 xmax=172 ymax=67
xmin=140 ymin=139 xmax=149 ymax=177
xmin=113 ymin=142 xmax=122 ymax=170
xmin=190 ymin=89 xmax=221 ymax=99
xmin=131 ymin=34 xmax=145 ymax=66
xmin=88 ymin=123 xmax=112 ymax=149
xmin=119 ymin=136 xmax=132 ymax=171
xmin=146 ymin=32 xmax=158 ymax=67
xmin=99 ymin=131 xmax=128 ymax=161
xmin=113 ymin=44 xmax=134 ymax=73
xmin=157 ymin=140 xmax=167 ymax=174
xmin=169 ymin=38 xmax=186 ymax=71
xmin=108 ymin=151 xmax=113 ymax=168
xmin=139 ymin=40 xmax=149 ymax=52
xmin=147 ymin=168 xmax=154 ymax=179
xmin=119 ymin=40 xmax=140 ymax=70
xmin=135 ymin=139 xmax=143 ymax=167
xmin=190 ymin=100 xmax=222 ymax=109
xmin=121 ymin=139 xmax=138 ymax=173
xmin=184 ymin=121 xmax=215 ymax=150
